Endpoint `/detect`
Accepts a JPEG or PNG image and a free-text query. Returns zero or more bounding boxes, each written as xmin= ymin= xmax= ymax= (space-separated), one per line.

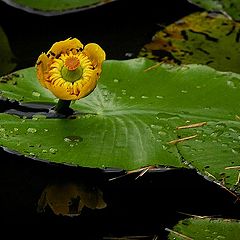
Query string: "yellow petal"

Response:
xmin=36 ymin=53 xmax=49 ymax=87
xmin=48 ymin=80 xmax=79 ymax=100
xmin=48 ymin=38 xmax=84 ymax=58
xmin=83 ymin=43 xmax=106 ymax=69
xmin=78 ymin=72 xmax=99 ymax=98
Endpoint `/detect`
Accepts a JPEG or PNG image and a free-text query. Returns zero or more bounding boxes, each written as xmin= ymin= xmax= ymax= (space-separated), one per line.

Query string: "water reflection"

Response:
xmin=37 ymin=181 xmax=106 ymax=217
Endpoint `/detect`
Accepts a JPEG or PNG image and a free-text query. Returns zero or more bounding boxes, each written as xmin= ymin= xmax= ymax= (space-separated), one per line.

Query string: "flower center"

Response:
xmin=61 ymin=56 xmax=83 ymax=83
xmin=49 ymin=52 xmax=94 ymax=85
xmin=64 ymin=56 xmax=80 ymax=71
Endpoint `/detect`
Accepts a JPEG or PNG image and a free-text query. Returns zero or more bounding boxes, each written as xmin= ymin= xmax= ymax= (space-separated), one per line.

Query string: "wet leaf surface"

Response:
xmin=167 ymin=217 xmax=240 ymax=240
xmin=139 ymin=12 xmax=240 ymax=73
xmin=0 ymin=58 xmax=240 ymax=194
xmin=188 ymin=0 xmax=240 ymax=21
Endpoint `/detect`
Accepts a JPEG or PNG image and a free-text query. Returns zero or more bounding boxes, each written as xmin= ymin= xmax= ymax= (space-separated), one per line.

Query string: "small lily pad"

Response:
xmin=188 ymin=0 xmax=240 ymax=21
xmin=139 ymin=12 xmax=240 ymax=73
xmin=1 ymin=0 xmax=117 ymax=16
xmin=167 ymin=217 xmax=240 ymax=240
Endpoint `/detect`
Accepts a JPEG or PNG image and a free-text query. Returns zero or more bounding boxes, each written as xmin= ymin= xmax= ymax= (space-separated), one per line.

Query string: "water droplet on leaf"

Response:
xmin=162 ymin=144 xmax=168 ymax=150
xmin=32 ymin=91 xmax=41 ymax=97
xmin=227 ymin=80 xmax=236 ymax=88
xmin=27 ymin=128 xmax=37 ymax=133
xmin=210 ymin=129 xmax=224 ymax=137
xmin=215 ymin=123 xmax=227 ymax=129
xmin=49 ymin=148 xmax=58 ymax=154
xmin=229 ymin=127 xmax=239 ymax=133
xmin=64 ymin=136 xmax=83 ymax=143
xmin=231 ymin=148 xmax=240 ymax=154
xmin=64 ymin=137 xmax=71 ymax=143
xmin=121 ymin=89 xmax=127 ymax=95
xmin=216 ymin=235 xmax=226 ymax=239
xmin=221 ymin=143 xmax=228 ymax=147
xmin=158 ymin=131 xmax=167 ymax=136
xmin=150 ymin=124 xmax=161 ymax=130
xmin=0 ymin=128 xmax=5 ymax=132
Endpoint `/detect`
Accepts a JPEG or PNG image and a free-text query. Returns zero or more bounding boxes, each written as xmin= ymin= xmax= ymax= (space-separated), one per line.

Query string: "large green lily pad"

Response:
xmin=167 ymin=217 xmax=240 ymax=240
xmin=0 ymin=58 xmax=240 ymax=194
xmin=1 ymin=0 xmax=116 ymax=16
xmin=188 ymin=0 xmax=240 ymax=21
xmin=139 ymin=12 xmax=240 ymax=73
xmin=0 ymin=26 xmax=16 ymax=76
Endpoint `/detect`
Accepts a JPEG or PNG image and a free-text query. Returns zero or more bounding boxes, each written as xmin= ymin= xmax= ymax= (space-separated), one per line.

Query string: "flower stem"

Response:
xmin=54 ymin=99 xmax=73 ymax=115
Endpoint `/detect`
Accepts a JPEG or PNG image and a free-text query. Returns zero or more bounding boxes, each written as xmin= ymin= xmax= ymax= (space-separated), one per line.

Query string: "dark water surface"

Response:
xmin=0 ymin=0 xmax=199 ymax=68
xmin=0 ymin=0 xmax=239 ymax=238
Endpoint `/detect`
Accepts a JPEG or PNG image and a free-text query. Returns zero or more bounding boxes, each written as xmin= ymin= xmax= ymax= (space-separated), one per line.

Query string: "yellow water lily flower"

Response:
xmin=36 ymin=38 xmax=106 ymax=100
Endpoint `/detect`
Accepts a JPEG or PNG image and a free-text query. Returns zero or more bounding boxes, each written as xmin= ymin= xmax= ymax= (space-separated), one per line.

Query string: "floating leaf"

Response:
xmin=139 ymin=12 xmax=240 ymax=73
xmin=1 ymin=0 xmax=117 ymax=16
xmin=167 ymin=217 xmax=240 ymax=240
xmin=0 ymin=59 xmax=240 ymax=194
xmin=0 ymin=26 xmax=16 ymax=76
xmin=188 ymin=0 xmax=240 ymax=21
